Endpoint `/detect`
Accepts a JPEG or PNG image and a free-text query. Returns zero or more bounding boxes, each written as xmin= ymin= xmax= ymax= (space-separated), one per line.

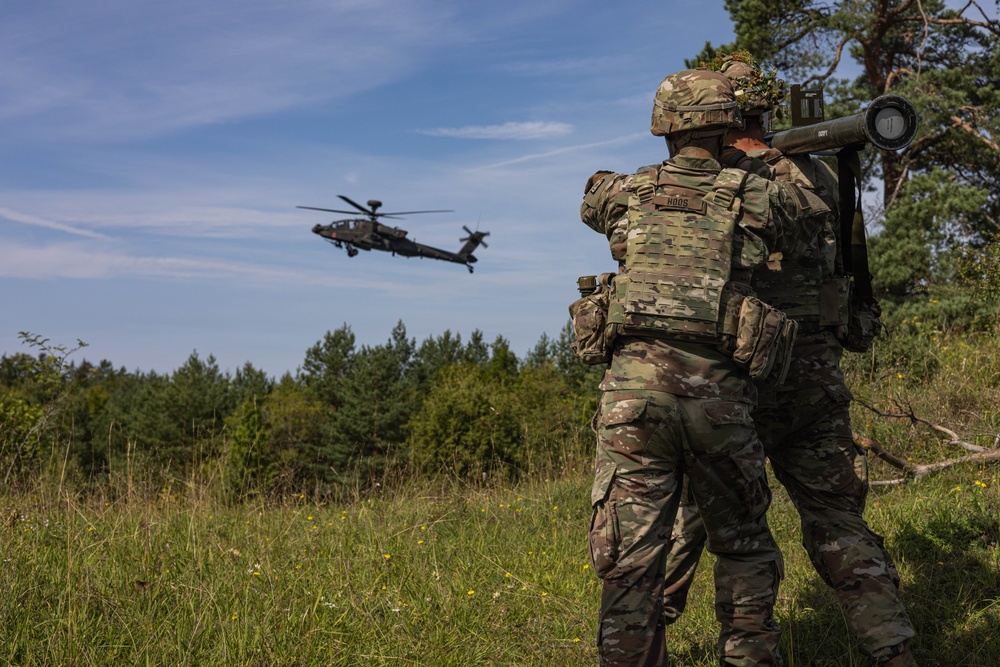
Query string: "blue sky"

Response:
xmin=1 ymin=0 xmax=737 ymax=378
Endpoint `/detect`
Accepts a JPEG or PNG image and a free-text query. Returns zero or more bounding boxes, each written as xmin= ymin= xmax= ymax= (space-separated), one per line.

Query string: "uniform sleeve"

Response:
xmin=771 ymin=154 xmax=839 ymax=211
xmin=726 ymin=170 xmax=830 ymax=263
xmin=581 ymin=171 xmax=634 ymax=262
xmin=763 ymin=178 xmax=832 ymax=259
xmin=580 ymin=171 xmax=629 ymax=237
xmin=725 ymin=171 xmax=777 ymax=268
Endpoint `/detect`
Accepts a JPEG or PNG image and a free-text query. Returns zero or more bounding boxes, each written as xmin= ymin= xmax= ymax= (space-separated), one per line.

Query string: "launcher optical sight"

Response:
xmin=768 ymin=94 xmax=918 ymax=154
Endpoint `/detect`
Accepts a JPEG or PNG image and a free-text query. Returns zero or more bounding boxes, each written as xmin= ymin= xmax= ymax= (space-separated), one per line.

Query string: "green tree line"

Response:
xmin=0 ymin=324 xmax=602 ymax=498
xmin=6 ymin=2 xmax=999 ymax=499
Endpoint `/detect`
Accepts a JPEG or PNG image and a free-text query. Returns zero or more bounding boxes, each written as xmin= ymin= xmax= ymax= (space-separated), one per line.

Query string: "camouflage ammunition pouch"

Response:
xmin=840 ymin=290 xmax=883 ymax=353
xmin=569 ymin=273 xmax=619 ymax=365
xmin=732 ymin=295 xmax=798 ymax=385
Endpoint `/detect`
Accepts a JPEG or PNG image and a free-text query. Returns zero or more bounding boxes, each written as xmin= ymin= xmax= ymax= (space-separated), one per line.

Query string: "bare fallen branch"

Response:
xmin=854 ymin=432 xmax=1000 ymax=485
xmin=854 ymin=398 xmax=988 ymax=452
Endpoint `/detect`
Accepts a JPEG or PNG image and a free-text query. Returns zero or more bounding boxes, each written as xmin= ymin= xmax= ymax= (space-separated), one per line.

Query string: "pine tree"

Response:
xmin=691 ymin=1 xmax=1000 ymax=317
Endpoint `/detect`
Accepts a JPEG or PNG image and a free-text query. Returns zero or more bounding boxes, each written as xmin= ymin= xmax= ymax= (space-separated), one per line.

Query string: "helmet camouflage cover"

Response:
xmin=650 ymin=69 xmax=739 ymax=137
xmin=703 ymin=51 xmax=784 ymax=116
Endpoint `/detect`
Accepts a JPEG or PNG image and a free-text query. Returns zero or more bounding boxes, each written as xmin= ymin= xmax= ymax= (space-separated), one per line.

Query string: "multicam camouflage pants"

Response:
xmin=661 ymin=386 xmax=915 ymax=661
xmin=589 ymin=389 xmax=784 ymax=667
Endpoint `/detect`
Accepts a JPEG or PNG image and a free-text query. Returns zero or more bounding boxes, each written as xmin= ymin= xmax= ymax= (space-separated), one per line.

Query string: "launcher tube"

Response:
xmin=768 ymin=94 xmax=918 ymax=154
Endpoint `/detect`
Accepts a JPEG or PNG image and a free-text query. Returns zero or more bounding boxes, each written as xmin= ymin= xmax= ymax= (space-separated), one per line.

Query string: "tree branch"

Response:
xmin=914 ymin=0 xmax=930 ymax=75
xmin=903 ymin=124 xmax=950 ymax=156
xmin=884 ymin=66 xmax=915 ymax=90
xmin=885 ymin=0 xmax=918 ymax=19
xmin=854 ymin=398 xmax=988 ymax=452
xmin=896 ymin=13 xmax=1000 ymax=35
xmin=855 ymin=431 xmax=1000 ymax=485
xmin=950 ymin=115 xmax=1000 ymax=153
xmin=801 ymin=36 xmax=850 ymax=87
xmin=885 ymin=161 xmax=911 ymax=210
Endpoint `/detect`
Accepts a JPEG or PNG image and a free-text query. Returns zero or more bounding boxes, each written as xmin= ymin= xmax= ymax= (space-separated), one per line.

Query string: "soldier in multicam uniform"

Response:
xmin=659 ymin=53 xmax=919 ymax=667
xmin=581 ymin=68 xmax=831 ymax=667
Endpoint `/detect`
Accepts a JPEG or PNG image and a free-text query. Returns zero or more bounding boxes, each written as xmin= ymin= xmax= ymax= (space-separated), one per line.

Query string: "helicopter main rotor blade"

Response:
xmin=301 ymin=196 xmax=454 ymax=219
xmin=378 ymin=209 xmax=454 ymax=216
xmin=297 ymin=206 xmax=361 ymax=215
xmin=337 ymin=195 xmax=372 ymax=214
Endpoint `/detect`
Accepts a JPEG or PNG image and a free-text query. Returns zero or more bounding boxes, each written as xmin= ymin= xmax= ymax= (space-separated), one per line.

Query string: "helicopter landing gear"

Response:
xmin=467 ymin=265 xmax=474 ymax=274
xmin=347 ymin=247 xmax=359 ymax=257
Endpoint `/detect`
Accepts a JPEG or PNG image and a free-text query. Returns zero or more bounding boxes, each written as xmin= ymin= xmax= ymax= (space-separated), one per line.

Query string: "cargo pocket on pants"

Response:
xmin=729 ymin=440 xmax=770 ymax=516
xmin=589 ymin=461 xmax=620 ymax=579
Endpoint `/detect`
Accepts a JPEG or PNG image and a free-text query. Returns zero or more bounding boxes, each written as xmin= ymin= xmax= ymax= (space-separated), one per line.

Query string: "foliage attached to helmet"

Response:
xmin=703 ymin=51 xmax=785 ymax=119
xmin=650 ymin=69 xmax=740 ymax=138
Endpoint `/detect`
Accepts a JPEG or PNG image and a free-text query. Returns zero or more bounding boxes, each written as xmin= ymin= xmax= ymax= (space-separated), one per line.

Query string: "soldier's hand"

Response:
xmin=720 ymin=146 xmax=751 ymax=168
xmin=720 ymin=147 xmax=772 ymax=179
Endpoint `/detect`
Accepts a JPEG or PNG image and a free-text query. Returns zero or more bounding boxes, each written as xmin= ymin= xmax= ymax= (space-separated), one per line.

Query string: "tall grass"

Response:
xmin=3 ymin=462 xmax=997 ymax=665
xmin=2 ymin=474 xmax=599 ymax=666
xmin=2 ymin=326 xmax=998 ymax=665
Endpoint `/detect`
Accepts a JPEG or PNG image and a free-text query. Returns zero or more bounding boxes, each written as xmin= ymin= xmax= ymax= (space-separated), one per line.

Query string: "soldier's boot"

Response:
xmin=879 ymin=641 xmax=919 ymax=667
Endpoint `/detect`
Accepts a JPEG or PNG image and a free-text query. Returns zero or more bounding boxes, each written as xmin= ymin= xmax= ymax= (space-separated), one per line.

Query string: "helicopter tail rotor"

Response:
xmin=461 ymin=225 xmax=489 ymax=249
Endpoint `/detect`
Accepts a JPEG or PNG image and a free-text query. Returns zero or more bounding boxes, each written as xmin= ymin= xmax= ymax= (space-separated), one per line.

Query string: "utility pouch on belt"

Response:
xmin=569 ymin=272 xmax=618 ymax=365
xmin=732 ymin=295 xmax=798 ymax=385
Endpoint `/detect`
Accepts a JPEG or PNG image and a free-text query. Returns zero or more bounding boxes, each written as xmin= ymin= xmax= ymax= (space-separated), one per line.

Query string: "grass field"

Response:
xmin=2 ymin=460 xmax=998 ymax=667
xmin=3 ymin=327 xmax=1000 ymax=665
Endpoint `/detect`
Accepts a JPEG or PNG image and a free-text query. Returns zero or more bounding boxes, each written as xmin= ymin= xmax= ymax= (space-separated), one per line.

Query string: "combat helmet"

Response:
xmin=704 ymin=51 xmax=784 ymax=118
xmin=650 ymin=69 xmax=739 ymax=137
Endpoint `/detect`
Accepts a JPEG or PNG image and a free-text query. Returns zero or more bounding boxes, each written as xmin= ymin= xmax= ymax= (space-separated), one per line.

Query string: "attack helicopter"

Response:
xmin=299 ymin=195 xmax=489 ymax=273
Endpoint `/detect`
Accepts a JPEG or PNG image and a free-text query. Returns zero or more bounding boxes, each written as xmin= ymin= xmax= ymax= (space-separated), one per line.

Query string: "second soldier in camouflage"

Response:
xmin=659 ymin=52 xmax=919 ymax=667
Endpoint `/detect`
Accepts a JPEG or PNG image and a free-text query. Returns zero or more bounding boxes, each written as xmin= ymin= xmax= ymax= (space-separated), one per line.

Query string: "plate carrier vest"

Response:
xmin=610 ymin=164 xmax=761 ymax=342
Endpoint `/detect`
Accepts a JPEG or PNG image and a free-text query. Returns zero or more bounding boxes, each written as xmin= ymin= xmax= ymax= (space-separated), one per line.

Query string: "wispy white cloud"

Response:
xmin=418 ymin=121 xmax=573 ymax=140
xmin=0 ymin=208 xmax=110 ymax=240
xmin=3 ymin=187 xmax=306 ymax=241
xmin=0 ymin=0 xmax=457 ymax=140
xmin=0 ymin=239 xmax=384 ymax=289
xmin=473 ymin=133 xmax=647 ymax=169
